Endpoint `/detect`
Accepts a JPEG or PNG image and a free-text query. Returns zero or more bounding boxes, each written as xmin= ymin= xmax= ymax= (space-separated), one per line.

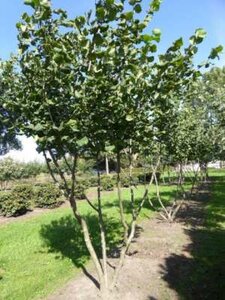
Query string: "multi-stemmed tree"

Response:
xmin=2 ymin=0 xmax=223 ymax=297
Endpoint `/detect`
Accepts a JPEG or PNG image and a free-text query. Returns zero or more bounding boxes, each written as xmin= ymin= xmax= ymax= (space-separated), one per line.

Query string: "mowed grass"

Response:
xmin=186 ymin=171 xmax=225 ymax=298
xmin=0 ymin=183 xmax=187 ymax=300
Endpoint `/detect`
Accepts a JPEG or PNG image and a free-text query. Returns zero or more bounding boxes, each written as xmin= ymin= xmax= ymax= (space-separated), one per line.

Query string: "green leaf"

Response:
xmin=66 ymin=119 xmax=77 ymax=127
xmin=40 ymin=0 xmax=51 ymax=8
xmin=153 ymin=28 xmax=161 ymax=36
xmin=96 ymin=7 xmax=105 ymax=20
xmin=77 ymin=137 xmax=88 ymax=147
xmin=94 ymin=33 xmax=104 ymax=46
xmin=194 ymin=28 xmax=207 ymax=44
xmin=106 ymin=0 xmax=114 ymax=4
xmin=134 ymin=4 xmax=142 ymax=13
xmin=24 ymin=0 xmax=39 ymax=8
xmin=124 ymin=11 xmax=134 ymax=20
xmin=195 ymin=28 xmax=207 ymax=39
xmin=173 ymin=38 xmax=183 ymax=49
xmin=209 ymin=45 xmax=223 ymax=59
xmin=33 ymin=123 xmax=44 ymax=132
xmin=141 ymin=34 xmax=152 ymax=42
xmin=126 ymin=115 xmax=134 ymax=121
xmin=150 ymin=0 xmax=162 ymax=12
xmin=129 ymin=0 xmax=141 ymax=5
xmin=105 ymin=145 xmax=115 ymax=152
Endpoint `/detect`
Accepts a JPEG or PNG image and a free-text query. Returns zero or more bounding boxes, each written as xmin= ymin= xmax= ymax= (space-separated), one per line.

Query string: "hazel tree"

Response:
xmin=3 ymin=0 xmax=223 ymax=296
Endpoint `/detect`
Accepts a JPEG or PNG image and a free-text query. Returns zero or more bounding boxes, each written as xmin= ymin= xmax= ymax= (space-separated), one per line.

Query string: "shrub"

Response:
xmin=86 ymin=176 xmax=98 ymax=187
xmin=12 ymin=184 xmax=33 ymax=201
xmin=0 ymin=192 xmax=11 ymax=212
xmin=34 ymin=183 xmax=64 ymax=208
xmin=0 ymin=193 xmax=30 ymax=217
xmin=100 ymin=176 xmax=115 ymax=191
xmin=77 ymin=178 xmax=90 ymax=189
xmin=74 ymin=183 xmax=86 ymax=200
xmin=138 ymin=172 xmax=161 ymax=183
xmin=120 ymin=174 xmax=139 ymax=187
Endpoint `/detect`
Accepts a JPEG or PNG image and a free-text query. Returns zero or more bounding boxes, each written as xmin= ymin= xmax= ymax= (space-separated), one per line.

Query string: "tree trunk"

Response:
xmin=116 ymin=152 xmax=129 ymax=245
xmin=97 ymin=169 xmax=108 ymax=291
xmin=105 ymin=155 xmax=109 ymax=175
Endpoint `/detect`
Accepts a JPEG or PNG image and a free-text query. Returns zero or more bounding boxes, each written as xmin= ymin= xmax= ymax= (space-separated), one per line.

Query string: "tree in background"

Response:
xmin=0 ymin=61 xmax=21 ymax=155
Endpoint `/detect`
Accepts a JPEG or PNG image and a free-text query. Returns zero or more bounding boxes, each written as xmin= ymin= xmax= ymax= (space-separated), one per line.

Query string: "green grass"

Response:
xmin=187 ymin=174 xmax=225 ymax=298
xmin=0 ymin=183 xmax=187 ymax=300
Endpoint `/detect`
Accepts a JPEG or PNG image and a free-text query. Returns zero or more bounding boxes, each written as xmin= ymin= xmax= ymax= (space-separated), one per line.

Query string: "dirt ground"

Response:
xmin=46 ymin=187 xmax=209 ymax=300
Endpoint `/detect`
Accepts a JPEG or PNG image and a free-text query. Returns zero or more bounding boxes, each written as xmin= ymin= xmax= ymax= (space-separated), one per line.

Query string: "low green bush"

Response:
xmin=74 ymin=183 xmax=86 ymax=200
xmin=120 ymin=174 xmax=139 ymax=187
xmin=138 ymin=172 xmax=161 ymax=183
xmin=0 ymin=195 xmax=30 ymax=217
xmin=12 ymin=184 xmax=33 ymax=201
xmin=0 ymin=192 xmax=11 ymax=212
xmin=34 ymin=183 xmax=64 ymax=208
xmin=100 ymin=176 xmax=115 ymax=191
xmin=87 ymin=176 xmax=98 ymax=187
xmin=0 ymin=188 xmax=31 ymax=217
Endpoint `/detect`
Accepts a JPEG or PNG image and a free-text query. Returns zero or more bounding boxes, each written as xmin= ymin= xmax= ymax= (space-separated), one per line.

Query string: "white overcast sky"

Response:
xmin=3 ymin=136 xmax=45 ymax=163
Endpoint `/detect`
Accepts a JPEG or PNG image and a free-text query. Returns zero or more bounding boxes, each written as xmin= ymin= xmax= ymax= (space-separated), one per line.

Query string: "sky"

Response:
xmin=0 ymin=0 xmax=225 ymax=162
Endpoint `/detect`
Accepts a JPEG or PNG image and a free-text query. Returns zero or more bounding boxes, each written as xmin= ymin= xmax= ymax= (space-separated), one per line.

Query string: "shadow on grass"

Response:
xmin=39 ymin=214 xmax=123 ymax=288
xmin=160 ymin=177 xmax=225 ymax=300
xmin=101 ymin=189 xmax=177 ymax=216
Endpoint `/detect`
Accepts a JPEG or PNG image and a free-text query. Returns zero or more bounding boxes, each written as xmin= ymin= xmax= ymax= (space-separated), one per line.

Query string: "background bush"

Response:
xmin=100 ymin=176 xmax=115 ymax=191
xmin=34 ymin=183 xmax=64 ymax=208
xmin=0 ymin=191 xmax=30 ymax=217
xmin=12 ymin=184 xmax=33 ymax=202
xmin=74 ymin=183 xmax=86 ymax=200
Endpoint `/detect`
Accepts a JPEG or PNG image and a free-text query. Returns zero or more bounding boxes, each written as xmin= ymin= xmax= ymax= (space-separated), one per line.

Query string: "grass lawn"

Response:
xmin=0 ymin=183 xmax=188 ymax=300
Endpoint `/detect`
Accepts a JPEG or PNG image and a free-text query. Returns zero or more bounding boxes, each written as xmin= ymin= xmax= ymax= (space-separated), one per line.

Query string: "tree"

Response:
xmin=3 ymin=0 xmax=223 ymax=297
xmin=0 ymin=61 xmax=21 ymax=155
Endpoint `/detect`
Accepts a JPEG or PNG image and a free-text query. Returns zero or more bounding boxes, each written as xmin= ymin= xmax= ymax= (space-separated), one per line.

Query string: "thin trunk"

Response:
xmin=128 ymin=145 xmax=135 ymax=220
xmin=97 ymin=167 xmax=108 ymax=290
xmin=105 ymin=155 xmax=109 ymax=175
xmin=111 ymin=159 xmax=160 ymax=289
xmin=111 ymin=220 xmax=136 ymax=289
xmin=116 ymin=152 xmax=129 ymax=245
xmin=44 ymin=151 xmax=105 ymax=293
xmin=153 ymin=171 xmax=171 ymax=221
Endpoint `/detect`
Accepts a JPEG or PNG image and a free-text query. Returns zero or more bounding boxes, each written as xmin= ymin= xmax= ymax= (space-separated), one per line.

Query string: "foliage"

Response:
xmin=0 ymin=192 xmax=11 ymax=212
xmin=12 ymin=184 xmax=33 ymax=200
xmin=0 ymin=158 xmax=47 ymax=185
xmin=73 ymin=183 xmax=87 ymax=200
xmin=138 ymin=172 xmax=160 ymax=183
xmin=0 ymin=193 xmax=30 ymax=217
xmin=34 ymin=183 xmax=63 ymax=208
xmin=100 ymin=176 xmax=115 ymax=191
xmin=0 ymin=184 xmax=33 ymax=217
xmin=0 ymin=61 xmax=21 ymax=156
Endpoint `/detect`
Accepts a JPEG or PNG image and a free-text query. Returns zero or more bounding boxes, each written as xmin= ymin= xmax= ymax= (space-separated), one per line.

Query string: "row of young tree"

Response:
xmin=0 ymin=0 xmax=224 ymax=297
